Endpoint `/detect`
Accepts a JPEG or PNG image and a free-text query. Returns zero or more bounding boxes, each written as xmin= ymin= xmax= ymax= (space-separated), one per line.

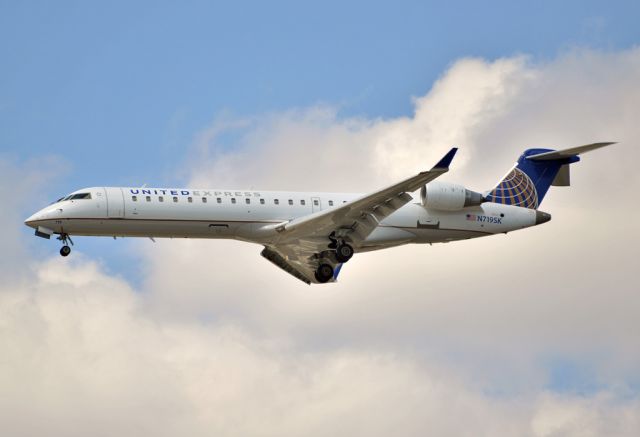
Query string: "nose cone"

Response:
xmin=535 ymin=210 xmax=552 ymax=225
xmin=24 ymin=212 xmax=40 ymax=228
xmin=24 ymin=206 xmax=53 ymax=228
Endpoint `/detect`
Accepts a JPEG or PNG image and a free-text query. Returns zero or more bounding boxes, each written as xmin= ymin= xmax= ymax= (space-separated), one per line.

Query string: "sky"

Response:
xmin=2 ymin=1 xmax=640 ymax=436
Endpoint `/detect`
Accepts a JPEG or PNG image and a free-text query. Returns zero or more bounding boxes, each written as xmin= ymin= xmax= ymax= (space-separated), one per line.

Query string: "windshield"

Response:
xmin=52 ymin=192 xmax=92 ymax=204
xmin=69 ymin=193 xmax=91 ymax=200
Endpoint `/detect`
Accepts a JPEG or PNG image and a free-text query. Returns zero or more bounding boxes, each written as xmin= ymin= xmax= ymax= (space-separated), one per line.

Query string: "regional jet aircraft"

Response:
xmin=25 ymin=143 xmax=614 ymax=284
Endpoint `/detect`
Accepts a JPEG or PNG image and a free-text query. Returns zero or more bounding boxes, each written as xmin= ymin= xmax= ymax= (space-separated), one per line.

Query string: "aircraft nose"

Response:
xmin=535 ymin=210 xmax=552 ymax=225
xmin=24 ymin=212 xmax=40 ymax=228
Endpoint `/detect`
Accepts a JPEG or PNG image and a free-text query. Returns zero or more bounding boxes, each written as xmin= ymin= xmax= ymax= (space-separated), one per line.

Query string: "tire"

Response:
xmin=335 ymin=244 xmax=354 ymax=263
xmin=314 ymin=263 xmax=334 ymax=283
xmin=60 ymin=245 xmax=71 ymax=257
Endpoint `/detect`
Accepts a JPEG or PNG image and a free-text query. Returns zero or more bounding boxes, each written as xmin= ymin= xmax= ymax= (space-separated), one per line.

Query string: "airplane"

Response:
xmin=24 ymin=142 xmax=615 ymax=284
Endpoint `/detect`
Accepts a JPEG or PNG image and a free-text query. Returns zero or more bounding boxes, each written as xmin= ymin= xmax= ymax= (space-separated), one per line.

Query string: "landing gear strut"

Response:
xmin=57 ymin=233 xmax=73 ymax=257
xmin=315 ymin=263 xmax=334 ymax=283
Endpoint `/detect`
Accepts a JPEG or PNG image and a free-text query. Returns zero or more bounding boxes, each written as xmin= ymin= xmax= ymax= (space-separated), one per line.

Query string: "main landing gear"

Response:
xmin=335 ymin=243 xmax=354 ymax=263
xmin=57 ymin=233 xmax=73 ymax=257
xmin=314 ymin=238 xmax=355 ymax=283
xmin=315 ymin=263 xmax=334 ymax=283
xmin=328 ymin=233 xmax=355 ymax=263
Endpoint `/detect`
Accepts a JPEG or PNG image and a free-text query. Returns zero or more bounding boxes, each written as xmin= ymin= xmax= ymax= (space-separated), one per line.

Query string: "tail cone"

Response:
xmin=535 ymin=211 xmax=551 ymax=225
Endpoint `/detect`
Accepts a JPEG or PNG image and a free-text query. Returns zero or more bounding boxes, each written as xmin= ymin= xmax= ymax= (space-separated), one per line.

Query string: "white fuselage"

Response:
xmin=25 ymin=186 xmax=542 ymax=251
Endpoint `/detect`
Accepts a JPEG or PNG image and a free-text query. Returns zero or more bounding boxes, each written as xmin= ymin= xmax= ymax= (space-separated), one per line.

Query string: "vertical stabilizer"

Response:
xmin=485 ymin=142 xmax=615 ymax=209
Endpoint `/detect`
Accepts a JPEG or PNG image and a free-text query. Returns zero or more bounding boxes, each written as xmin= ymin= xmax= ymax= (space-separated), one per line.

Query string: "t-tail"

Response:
xmin=485 ymin=142 xmax=616 ymax=209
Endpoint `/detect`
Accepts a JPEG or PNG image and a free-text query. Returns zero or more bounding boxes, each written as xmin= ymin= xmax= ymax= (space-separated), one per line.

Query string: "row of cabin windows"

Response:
xmin=130 ymin=196 xmax=338 ymax=206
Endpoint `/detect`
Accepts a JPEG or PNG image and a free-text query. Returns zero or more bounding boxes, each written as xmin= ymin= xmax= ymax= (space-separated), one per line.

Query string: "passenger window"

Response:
xmin=159 ymin=196 xmax=164 ymax=202
xmin=173 ymin=196 xmax=178 ymax=203
xmin=245 ymin=198 xmax=250 ymax=204
xmin=313 ymin=200 xmax=319 ymax=206
xmin=301 ymin=200 xmax=306 ymax=206
xmin=202 ymin=197 xmax=207 ymax=203
xmin=231 ymin=198 xmax=236 ymax=204
xmin=132 ymin=196 xmax=138 ymax=202
xmin=260 ymin=198 xmax=265 ymax=205
xmin=288 ymin=199 xmax=293 ymax=205
xmin=217 ymin=197 xmax=222 ymax=203
xmin=188 ymin=197 xmax=193 ymax=203
xmin=146 ymin=196 xmax=151 ymax=202
xmin=329 ymin=200 xmax=333 ymax=206
xmin=274 ymin=199 xmax=279 ymax=205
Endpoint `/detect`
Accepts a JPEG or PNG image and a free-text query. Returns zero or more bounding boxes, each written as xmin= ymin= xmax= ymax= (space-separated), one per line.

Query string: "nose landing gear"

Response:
xmin=57 ymin=233 xmax=74 ymax=257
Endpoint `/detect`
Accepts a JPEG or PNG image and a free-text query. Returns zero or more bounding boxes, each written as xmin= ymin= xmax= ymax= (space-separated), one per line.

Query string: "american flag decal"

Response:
xmin=466 ymin=214 xmax=476 ymax=221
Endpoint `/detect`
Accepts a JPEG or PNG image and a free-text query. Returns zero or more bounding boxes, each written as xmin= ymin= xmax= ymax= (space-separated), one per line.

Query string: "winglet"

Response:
xmin=432 ymin=147 xmax=458 ymax=170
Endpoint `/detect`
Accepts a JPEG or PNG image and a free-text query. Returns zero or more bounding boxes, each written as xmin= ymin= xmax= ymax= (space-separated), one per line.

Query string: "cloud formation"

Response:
xmin=2 ymin=48 xmax=640 ymax=436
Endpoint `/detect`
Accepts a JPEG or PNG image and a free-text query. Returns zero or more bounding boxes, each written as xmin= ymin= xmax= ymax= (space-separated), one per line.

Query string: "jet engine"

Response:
xmin=420 ymin=181 xmax=485 ymax=211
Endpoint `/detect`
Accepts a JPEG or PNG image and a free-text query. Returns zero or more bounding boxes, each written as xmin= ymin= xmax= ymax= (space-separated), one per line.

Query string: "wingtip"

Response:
xmin=432 ymin=147 xmax=458 ymax=169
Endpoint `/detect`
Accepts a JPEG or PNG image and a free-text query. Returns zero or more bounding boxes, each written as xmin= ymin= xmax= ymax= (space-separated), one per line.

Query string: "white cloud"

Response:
xmin=2 ymin=258 xmax=639 ymax=436
xmin=2 ymin=48 xmax=640 ymax=435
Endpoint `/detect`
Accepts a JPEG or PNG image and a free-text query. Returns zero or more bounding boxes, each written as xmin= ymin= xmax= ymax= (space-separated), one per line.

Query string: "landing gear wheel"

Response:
xmin=335 ymin=244 xmax=354 ymax=263
xmin=314 ymin=263 xmax=334 ymax=283
xmin=60 ymin=245 xmax=71 ymax=257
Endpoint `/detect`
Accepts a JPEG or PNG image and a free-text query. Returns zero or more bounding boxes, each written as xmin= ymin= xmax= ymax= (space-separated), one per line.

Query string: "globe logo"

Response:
xmin=487 ymin=168 xmax=538 ymax=209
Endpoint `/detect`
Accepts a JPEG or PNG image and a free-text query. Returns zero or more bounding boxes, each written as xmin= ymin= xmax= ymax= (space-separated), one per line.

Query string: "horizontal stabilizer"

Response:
xmin=527 ymin=142 xmax=616 ymax=161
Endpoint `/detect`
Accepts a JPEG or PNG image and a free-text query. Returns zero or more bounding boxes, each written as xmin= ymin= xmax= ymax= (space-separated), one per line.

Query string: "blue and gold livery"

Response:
xmin=486 ymin=167 xmax=539 ymax=209
xmin=485 ymin=146 xmax=600 ymax=209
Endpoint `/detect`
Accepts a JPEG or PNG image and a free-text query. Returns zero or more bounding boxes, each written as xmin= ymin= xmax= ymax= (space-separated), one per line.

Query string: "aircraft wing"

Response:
xmin=272 ymin=147 xmax=457 ymax=244
xmin=259 ymin=147 xmax=457 ymax=284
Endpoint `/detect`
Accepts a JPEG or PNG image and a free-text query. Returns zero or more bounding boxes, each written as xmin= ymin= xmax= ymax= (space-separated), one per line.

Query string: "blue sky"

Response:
xmin=2 ymin=0 xmax=638 ymax=192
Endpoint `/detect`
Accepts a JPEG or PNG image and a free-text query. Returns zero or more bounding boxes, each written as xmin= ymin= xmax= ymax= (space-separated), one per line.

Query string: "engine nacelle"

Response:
xmin=420 ymin=181 xmax=484 ymax=211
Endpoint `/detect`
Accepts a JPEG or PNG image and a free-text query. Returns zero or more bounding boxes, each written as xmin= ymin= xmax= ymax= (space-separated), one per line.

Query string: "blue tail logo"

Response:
xmin=486 ymin=166 xmax=539 ymax=209
xmin=485 ymin=146 xmax=598 ymax=209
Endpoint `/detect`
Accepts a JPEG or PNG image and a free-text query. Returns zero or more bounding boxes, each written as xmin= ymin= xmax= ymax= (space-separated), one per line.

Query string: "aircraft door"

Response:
xmin=105 ymin=187 xmax=125 ymax=218
xmin=311 ymin=197 xmax=321 ymax=212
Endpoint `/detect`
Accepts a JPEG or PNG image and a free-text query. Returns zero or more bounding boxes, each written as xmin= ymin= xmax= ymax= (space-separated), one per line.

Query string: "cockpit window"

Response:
xmin=54 ymin=192 xmax=92 ymax=203
xmin=70 ymin=193 xmax=92 ymax=200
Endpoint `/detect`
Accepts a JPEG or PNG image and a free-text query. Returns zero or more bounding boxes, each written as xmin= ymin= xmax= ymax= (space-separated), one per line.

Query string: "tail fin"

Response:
xmin=485 ymin=142 xmax=616 ymax=209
